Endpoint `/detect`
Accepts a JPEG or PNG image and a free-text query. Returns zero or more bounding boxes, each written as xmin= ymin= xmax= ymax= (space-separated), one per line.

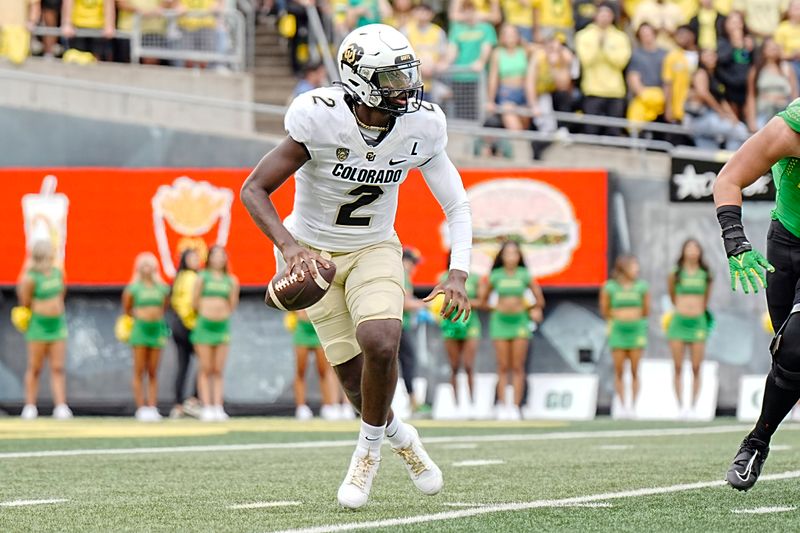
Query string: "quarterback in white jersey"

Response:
xmin=241 ymin=24 xmax=472 ymax=510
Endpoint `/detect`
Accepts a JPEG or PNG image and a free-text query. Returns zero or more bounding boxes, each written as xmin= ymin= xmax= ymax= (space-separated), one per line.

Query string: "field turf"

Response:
xmin=1 ymin=417 xmax=800 ymax=532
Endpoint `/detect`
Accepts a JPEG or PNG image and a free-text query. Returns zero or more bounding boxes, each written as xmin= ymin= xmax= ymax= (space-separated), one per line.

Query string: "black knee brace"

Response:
xmin=770 ymin=303 xmax=800 ymax=391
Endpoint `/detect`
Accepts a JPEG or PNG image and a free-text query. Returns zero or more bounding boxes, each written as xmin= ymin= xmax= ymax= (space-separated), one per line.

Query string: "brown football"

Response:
xmin=265 ymin=260 xmax=336 ymax=311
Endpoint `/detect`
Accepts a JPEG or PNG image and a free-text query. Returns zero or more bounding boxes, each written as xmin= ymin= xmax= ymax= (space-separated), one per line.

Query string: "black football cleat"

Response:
xmin=726 ymin=436 xmax=769 ymax=491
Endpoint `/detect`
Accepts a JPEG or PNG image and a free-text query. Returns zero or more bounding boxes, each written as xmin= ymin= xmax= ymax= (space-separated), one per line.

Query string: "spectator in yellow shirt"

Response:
xmin=526 ymin=34 xmax=576 ymax=137
xmin=533 ymin=0 xmax=574 ymax=44
xmin=688 ymin=0 xmax=723 ymax=51
xmin=632 ymin=0 xmax=684 ymax=48
xmin=670 ymin=0 xmax=698 ymax=23
xmin=62 ymin=0 xmax=116 ymax=60
xmin=0 ymin=0 xmax=40 ymax=65
xmin=176 ymin=0 xmax=221 ymax=68
xmin=575 ymin=2 xmax=631 ymax=135
xmin=450 ymin=0 xmax=502 ymax=24
xmin=116 ymin=0 xmax=169 ymax=64
xmin=402 ymin=3 xmax=452 ymax=104
xmin=663 ymin=25 xmax=697 ymax=124
xmin=776 ymin=0 xmax=800 ymax=83
xmin=503 ymin=0 xmax=535 ymax=42
xmin=384 ymin=0 xmax=413 ymax=29
xmin=731 ymin=0 xmax=788 ymax=41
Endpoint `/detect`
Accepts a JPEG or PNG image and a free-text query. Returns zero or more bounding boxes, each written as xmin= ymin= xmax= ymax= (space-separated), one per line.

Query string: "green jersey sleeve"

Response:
xmin=777 ymin=98 xmax=800 ymax=133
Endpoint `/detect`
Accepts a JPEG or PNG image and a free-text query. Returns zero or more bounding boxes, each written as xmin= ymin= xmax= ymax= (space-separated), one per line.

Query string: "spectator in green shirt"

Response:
xmin=447 ymin=0 xmax=498 ymax=119
xmin=346 ymin=0 xmax=392 ymax=29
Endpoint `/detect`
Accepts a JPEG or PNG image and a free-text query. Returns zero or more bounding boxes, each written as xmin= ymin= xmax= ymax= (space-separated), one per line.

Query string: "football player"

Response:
xmin=714 ymin=98 xmax=800 ymax=490
xmin=241 ymin=24 xmax=473 ymax=509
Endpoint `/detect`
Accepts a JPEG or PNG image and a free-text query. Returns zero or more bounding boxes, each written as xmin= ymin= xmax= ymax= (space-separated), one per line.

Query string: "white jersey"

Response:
xmin=284 ymin=86 xmax=449 ymax=253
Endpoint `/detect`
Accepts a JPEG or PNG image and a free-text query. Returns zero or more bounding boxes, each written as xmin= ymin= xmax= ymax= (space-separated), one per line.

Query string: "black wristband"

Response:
xmin=716 ymin=205 xmax=752 ymax=257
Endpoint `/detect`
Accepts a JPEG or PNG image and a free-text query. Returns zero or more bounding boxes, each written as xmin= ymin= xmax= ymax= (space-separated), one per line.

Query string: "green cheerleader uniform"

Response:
xmin=402 ymin=271 xmax=414 ymax=331
xmin=605 ymin=279 xmax=649 ymax=350
xmin=439 ymin=272 xmax=482 ymax=340
xmin=127 ymin=281 xmax=170 ymax=348
xmin=294 ymin=317 xmax=321 ymax=348
xmin=26 ymin=268 xmax=68 ymax=342
xmin=190 ymin=270 xmax=233 ymax=346
xmin=489 ymin=267 xmax=533 ymax=340
xmin=667 ymin=268 xmax=711 ymax=343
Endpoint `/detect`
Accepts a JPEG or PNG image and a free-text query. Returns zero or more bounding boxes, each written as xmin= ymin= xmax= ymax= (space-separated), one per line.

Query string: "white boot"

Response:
xmin=320 ymin=404 xmax=341 ymax=421
xmin=391 ymin=424 xmax=443 ymax=495
xmin=295 ymin=404 xmax=313 ymax=421
xmin=135 ymin=407 xmax=150 ymax=421
xmin=337 ymin=447 xmax=381 ymax=509
xmin=52 ymin=404 xmax=73 ymax=420
xmin=200 ymin=406 xmax=217 ymax=422
xmin=20 ymin=404 xmax=38 ymax=420
xmin=215 ymin=405 xmax=229 ymax=421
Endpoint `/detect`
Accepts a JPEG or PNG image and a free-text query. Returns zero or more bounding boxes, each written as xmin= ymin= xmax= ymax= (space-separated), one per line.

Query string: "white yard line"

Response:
xmin=0 ymin=424 xmax=772 ymax=460
xmin=732 ymin=506 xmax=797 ymax=514
xmin=771 ymin=444 xmax=792 ymax=451
xmin=452 ymin=459 xmax=505 ymax=467
xmin=229 ymin=501 xmax=302 ymax=510
xmin=272 ymin=470 xmax=800 ymax=533
xmin=0 ymin=499 xmax=68 ymax=507
xmin=443 ymin=502 xmax=612 ymax=509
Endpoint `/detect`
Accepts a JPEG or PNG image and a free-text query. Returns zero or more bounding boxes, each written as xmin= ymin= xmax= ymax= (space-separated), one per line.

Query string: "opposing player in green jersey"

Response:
xmin=714 ymin=97 xmax=800 ymax=490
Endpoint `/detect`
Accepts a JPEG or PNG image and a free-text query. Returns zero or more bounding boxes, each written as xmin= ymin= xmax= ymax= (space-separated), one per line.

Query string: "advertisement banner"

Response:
xmin=0 ymin=168 xmax=608 ymax=287
xmin=670 ymin=148 xmax=775 ymax=202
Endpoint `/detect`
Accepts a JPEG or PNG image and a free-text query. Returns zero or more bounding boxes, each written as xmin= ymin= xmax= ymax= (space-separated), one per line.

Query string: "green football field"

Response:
xmin=1 ymin=417 xmax=800 ymax=532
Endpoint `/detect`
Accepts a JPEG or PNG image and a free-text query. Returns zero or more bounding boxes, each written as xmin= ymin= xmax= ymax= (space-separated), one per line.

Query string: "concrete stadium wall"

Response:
xmin=0 ymin=58 xmax=254 ymax=135
xmin=0 ymin=107 xmax=276 ymax=167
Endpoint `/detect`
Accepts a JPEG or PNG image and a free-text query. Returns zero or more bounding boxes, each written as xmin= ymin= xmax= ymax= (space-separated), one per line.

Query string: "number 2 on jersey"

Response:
xmin=335 ymin=185 xmax=384 ymax=227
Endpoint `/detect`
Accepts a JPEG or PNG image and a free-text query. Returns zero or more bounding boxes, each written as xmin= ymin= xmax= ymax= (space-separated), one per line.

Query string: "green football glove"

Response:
xmin=728 ymin=250 xmax=774 ymax=294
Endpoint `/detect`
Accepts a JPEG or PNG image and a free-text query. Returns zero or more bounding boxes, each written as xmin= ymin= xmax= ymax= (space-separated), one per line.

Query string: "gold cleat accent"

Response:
xmin=394 ymin=446 xmax=429 ymax=477
xmin=349 ymin=455 xmax=378 ymax=490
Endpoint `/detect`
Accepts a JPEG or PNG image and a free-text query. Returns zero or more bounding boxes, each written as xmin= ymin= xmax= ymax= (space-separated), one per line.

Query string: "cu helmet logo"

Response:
xmin=342 ymin=44 xmax=364 ymax=67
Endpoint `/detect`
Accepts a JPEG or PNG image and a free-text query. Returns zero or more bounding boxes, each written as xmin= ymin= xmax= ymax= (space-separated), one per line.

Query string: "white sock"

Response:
xmin=357 ymin=420 xmax=385 ymax=454
xmin=385 ymin=415 xmax=411 ymax=447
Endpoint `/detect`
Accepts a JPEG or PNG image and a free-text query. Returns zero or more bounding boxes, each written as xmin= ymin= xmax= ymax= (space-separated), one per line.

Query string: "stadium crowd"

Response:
xmin=266 ymin=0 xmax=800 ymax=153
xmin=0 ymin=0 xmax=236 ymax=67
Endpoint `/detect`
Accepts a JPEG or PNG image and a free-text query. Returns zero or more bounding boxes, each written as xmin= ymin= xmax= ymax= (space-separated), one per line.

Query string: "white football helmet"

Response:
xmin=337 ymin=24 xmax=423 ymax=115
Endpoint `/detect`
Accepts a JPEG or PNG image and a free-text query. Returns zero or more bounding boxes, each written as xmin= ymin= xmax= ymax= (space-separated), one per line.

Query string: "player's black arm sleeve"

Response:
xmin=240 ymin=136 xmax=310 ymax=252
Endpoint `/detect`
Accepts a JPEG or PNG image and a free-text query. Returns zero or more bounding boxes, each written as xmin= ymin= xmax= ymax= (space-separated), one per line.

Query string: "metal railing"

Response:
xmin=131 ymin=10 xmax=246 ymax=70
xmin=29 ymin=9 xmax=247 ymax=70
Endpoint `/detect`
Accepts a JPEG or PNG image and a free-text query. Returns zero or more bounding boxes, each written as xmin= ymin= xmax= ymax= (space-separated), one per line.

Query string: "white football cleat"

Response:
xmin=52 ymin=404 xmax=73 ymax=420
xmin=392 ymin=424 xmax=443 ymax=496
xmin=337 ymin=448 xmax=381 ymax=509
xmin=295 ymin=404 xmax=313 ymax=421
xmin=20 ymin=404 xmax=38 ymax=420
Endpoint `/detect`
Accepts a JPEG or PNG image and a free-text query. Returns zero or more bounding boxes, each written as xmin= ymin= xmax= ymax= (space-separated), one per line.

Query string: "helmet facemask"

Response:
xmin=341 ymin=60 xmax=424 ymax=116
xmin=368 ymin=62 xmax=424 ymax=115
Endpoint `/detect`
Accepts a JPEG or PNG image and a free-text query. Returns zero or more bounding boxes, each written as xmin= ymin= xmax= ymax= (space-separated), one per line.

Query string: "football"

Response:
xmin=265 ymin=260 xmax=336 ymax=311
